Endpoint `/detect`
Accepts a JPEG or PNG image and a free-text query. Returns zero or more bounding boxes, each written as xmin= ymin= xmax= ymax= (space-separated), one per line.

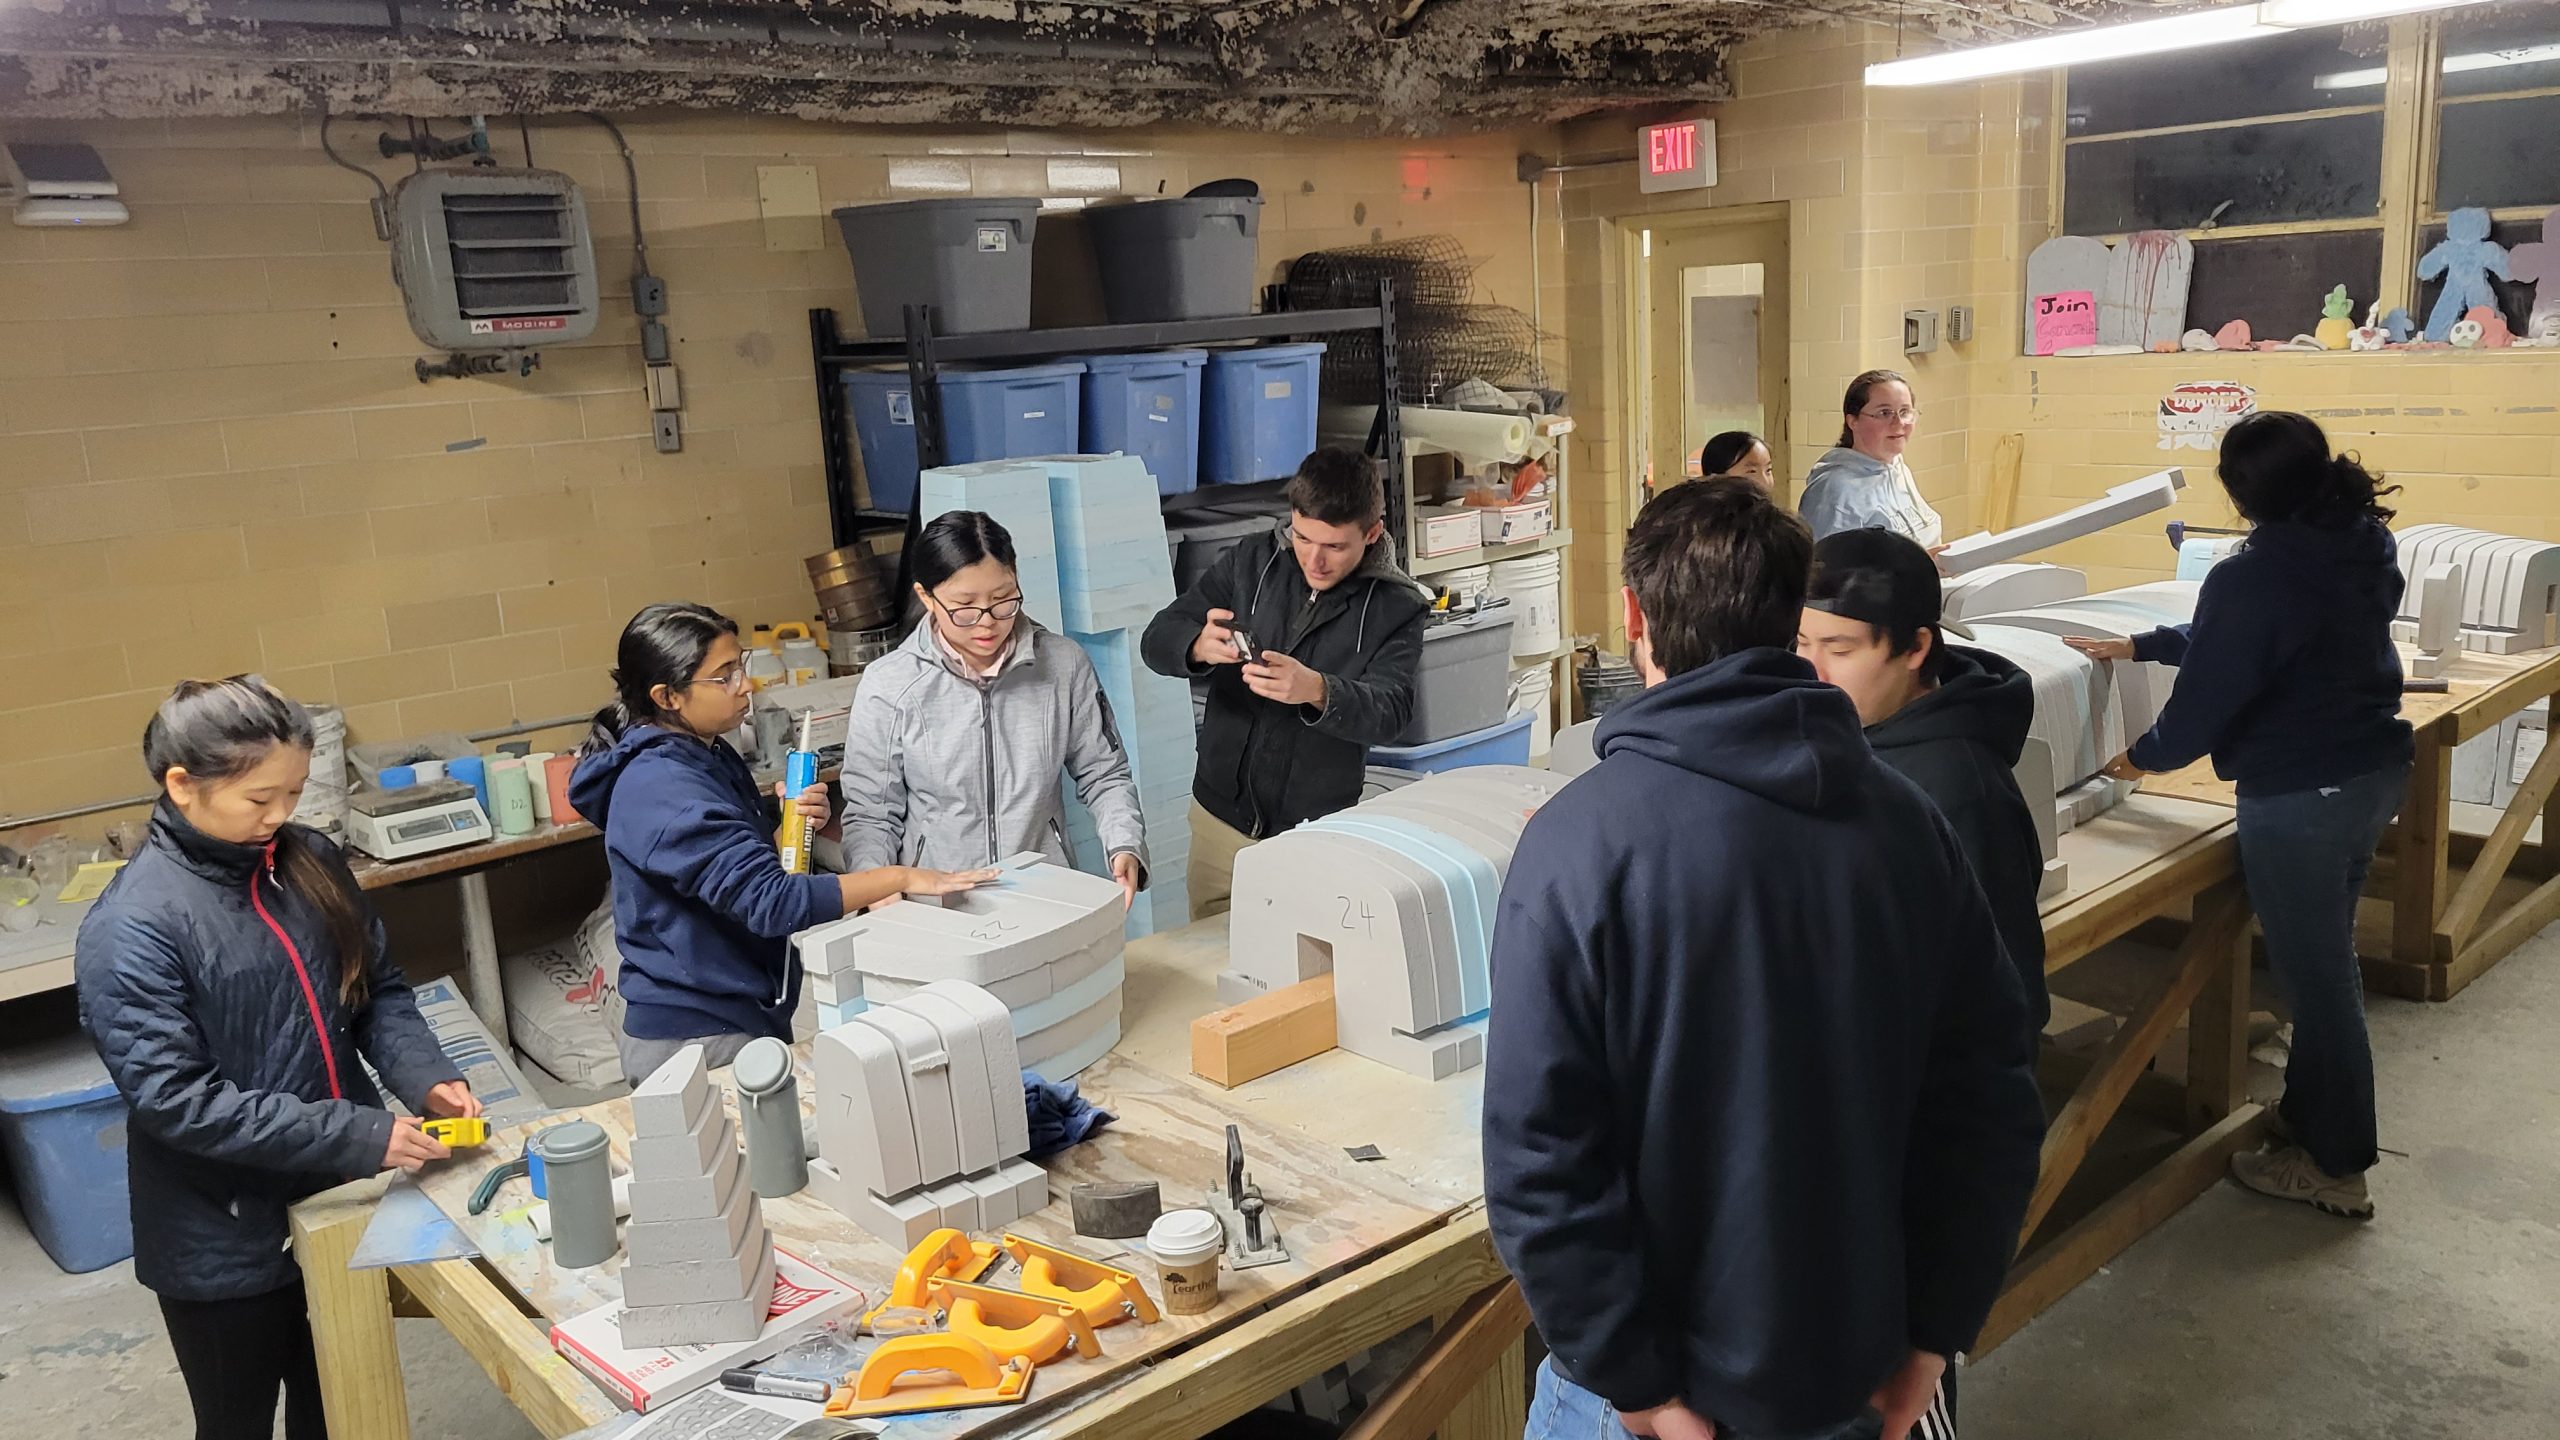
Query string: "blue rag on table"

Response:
xmin=1023 ymin=1073 xmax=1114 ymax=1158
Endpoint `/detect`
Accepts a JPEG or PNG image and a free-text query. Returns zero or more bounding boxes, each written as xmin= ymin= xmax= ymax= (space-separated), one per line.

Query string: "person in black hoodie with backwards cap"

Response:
xmin=1800 ymin=527 xmax=2051 ymax=1040
xmin=1484 ymin=479 xmax=2044 ymax=1440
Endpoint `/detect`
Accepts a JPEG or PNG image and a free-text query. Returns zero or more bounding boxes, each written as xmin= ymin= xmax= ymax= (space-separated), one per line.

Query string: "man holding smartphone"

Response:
xmin=1142 ymin=445 xmax=1429 ymax=919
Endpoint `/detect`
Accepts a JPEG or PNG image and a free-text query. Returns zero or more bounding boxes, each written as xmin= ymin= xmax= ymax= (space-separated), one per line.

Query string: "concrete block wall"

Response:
xmin=0 ymin=115 xmax=1544 ymax=839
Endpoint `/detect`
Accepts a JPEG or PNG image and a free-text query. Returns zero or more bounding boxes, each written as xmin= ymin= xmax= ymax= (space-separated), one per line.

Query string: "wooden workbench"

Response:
xmin=2140 ymin=644 xmax=2560 ymax=1001
xmin=287 ymin=792 xmax=2252 ymax=1436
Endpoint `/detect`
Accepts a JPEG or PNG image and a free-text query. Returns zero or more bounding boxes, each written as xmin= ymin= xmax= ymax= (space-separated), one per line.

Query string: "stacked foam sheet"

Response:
xmin=808 ymin=979 xmax=1051 ymax=1246
xmin=2392 ymin=524 xmax=2560 ymax=655
xmin=1220 ymin=766 xmax=1568 ymax=1079
xmin=799 ymin=852 xmax=1128 ymax=1079
xmin=1941 ymin=563 xmax=2087 ymax=623
xmin=619 ymin=1046 xmax=774 ymax=1346
xmin=921 ymin=453 xmax=1199 ymax=938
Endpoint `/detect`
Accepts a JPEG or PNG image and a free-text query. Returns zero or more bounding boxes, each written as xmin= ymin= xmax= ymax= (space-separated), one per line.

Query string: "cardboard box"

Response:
xmin=548 ymin=1247 xmax=863 ymax=1412
xmin=1479 ymin=498 xmax=1551 ymax=547
xmin=1416 ymin=506 xmax=1480 ymax=558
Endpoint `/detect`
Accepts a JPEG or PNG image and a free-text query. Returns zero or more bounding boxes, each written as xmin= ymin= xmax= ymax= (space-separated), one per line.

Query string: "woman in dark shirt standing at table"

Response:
xmin=2072 ymin=411 xmax=2413 ymax=1220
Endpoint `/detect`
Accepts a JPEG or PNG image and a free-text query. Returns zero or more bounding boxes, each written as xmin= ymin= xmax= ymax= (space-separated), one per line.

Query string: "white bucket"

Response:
xmin=1489 ymin=553 xmax=1562 ymax=658
xmin=1443 ymin=564 xmax=1494 ymax=605
xmin=1510 ymin=663 xmax=1555 ymax=758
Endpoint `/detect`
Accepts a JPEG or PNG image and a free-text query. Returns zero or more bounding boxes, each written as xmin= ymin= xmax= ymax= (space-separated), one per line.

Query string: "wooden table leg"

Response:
xmin=457 ymin=871 xmax=511 ymax=1049
xmin=2185 ymin=895 xmax=2252 ymax=1132
xmin=2392 ymin=734 xmax=2451 ymax=972
xmin=1437 ymin=1330 xmax=1528 ymax=1440
xmin=290 ymin=1178 xmax=414 ymax=1440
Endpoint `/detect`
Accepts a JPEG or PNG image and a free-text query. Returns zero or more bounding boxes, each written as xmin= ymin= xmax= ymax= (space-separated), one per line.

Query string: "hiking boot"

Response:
xmin=2231 ymin=1144 xmax=2373 ymax=1220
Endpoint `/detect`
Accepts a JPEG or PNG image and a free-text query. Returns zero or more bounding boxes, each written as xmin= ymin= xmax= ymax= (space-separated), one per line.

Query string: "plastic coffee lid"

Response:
xmin=1147 ymin=1208 xmax=1226 ymax=1260
xmin=531 ymin=1119 xmax=609 ymax=1165
xmin=733 ymin=1036 xmax=794 ymax=1096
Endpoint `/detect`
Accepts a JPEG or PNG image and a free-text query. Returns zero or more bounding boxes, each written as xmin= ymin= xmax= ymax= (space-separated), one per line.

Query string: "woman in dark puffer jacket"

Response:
xmin=77 ymin=677 xmax=478 ymax=1440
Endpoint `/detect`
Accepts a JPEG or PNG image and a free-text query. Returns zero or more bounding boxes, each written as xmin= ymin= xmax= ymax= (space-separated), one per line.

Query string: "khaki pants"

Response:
xmin=1186 ymin=800 xmax=1258 ymax=921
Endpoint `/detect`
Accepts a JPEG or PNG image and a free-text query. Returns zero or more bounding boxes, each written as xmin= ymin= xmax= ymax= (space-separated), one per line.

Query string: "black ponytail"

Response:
xmin=145 ymin=677 xmax=374 ymax=1006
xmin=2217 ymin=411 xmax=2400 ymax=527
xmin=585 ymin=602 xmax=741 ymax=754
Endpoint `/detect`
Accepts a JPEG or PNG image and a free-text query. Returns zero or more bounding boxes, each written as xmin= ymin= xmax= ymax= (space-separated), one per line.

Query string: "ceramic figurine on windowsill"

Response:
xmin=2417 ymin=207 xmax=2510 ymax=342
xmin=2509 ymin=207 xmax=2556 ymax=346
xmin=2315 ymin=285 xmax=2354 ymax=350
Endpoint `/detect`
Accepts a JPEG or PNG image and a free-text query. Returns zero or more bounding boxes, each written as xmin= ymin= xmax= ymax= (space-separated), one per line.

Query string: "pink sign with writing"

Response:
xmin=2033 ymin=290 xmax=2097 ymax=354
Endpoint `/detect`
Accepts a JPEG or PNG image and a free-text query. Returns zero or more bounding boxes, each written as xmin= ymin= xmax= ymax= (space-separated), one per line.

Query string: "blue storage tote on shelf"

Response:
xmin=1073 ymin=350 xmax=1206 ymax=497
xmin=1200 ymin=342 xmax=1325 ymax=486
xmin=0 ymin=1033 xmax=133 ymax=1274
xmin=1365 ymin=709 xmax=1534 ymax=775
xmin=843 ymin=362 xmax=1085 ymax=514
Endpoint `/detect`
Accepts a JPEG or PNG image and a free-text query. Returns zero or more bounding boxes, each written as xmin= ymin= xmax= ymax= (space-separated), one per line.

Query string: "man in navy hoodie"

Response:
xmin=1483 ymin=479 xmax=2045 ymax=1440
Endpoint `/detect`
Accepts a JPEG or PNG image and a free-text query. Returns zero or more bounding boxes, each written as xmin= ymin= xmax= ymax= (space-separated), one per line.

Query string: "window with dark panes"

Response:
xmin=2429 ymin=7 xmax=2560 ymax=214
xmin=2059 ymin=26 xmax=2391 ymax=344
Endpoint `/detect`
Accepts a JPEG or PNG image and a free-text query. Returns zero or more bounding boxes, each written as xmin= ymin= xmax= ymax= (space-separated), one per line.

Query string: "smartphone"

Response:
xmin=1230 ymin=627 xmax=1258 ymax=664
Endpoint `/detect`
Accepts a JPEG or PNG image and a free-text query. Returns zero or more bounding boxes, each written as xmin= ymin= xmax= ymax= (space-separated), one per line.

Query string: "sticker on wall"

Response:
xmin=2158 ymin=381 xmax=2256 ymax=451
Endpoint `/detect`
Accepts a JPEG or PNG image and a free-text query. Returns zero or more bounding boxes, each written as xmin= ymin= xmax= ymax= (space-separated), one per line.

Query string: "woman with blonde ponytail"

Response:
xmin=77 ymin=676 xmax=477 ymax=1440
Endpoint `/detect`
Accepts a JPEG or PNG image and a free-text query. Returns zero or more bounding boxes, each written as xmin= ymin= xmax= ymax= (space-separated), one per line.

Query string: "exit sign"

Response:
xmin=1637 ymin=118 xmax=1717 ymax=194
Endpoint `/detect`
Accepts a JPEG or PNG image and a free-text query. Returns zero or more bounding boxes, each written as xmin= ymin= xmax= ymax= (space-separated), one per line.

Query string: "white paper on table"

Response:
xmin=567 ymin=1386 xmax=874 ymax=1440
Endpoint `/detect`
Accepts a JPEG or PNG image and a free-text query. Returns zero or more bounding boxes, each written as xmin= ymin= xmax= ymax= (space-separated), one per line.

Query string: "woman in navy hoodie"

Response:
xmin=570 ymin=603 xmax=994 ymax=1083
xmin=2073 ymin=412 xmax=2413 ymax=1220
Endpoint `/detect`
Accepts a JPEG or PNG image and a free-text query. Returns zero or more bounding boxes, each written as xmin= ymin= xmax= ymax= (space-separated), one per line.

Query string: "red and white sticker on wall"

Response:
xmin=2158 ymin=380 xmax=2256 ymax=452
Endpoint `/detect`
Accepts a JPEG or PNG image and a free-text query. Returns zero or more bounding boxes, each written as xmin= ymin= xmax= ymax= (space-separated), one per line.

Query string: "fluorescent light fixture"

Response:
xmin=1866 ymin=0 xmax=2502 ymax=87
xmin=1866 ymin=4 xmax=2280 ymax=86
xmin=2316 ymin=41 xmax=2560 ymax=89
xmin=2259 ymin=0 xmax=2488 ymax=25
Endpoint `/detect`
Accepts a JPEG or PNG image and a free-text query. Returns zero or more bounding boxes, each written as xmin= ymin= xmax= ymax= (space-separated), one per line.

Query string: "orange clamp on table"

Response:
xmin=999 ymin=1233 xmax=1162 ymax=1327
xmin=825 ymin=1334 xmax=1032 ymax=1419
xmin=927 ymin=1277 xmax=1104 ymax=1366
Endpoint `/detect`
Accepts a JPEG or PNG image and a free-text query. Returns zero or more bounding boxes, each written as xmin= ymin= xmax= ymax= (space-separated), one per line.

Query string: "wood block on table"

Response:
xmin=1191 ymin=975 xmax=1337 ymax=1089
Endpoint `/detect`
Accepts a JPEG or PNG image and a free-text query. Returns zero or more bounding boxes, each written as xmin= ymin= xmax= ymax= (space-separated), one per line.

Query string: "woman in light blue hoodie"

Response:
xmin=1798 ymin=369 xmax=1944 ymax=546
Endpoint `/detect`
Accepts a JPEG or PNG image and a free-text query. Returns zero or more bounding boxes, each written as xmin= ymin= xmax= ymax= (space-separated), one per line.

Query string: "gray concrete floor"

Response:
xmin=3 ymin=927 xmax=2555 ymax=1438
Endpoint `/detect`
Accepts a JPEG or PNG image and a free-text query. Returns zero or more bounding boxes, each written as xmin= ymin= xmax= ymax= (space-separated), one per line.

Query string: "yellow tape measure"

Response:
xmin=422 ymin=1116 xmax=489 ymax=1148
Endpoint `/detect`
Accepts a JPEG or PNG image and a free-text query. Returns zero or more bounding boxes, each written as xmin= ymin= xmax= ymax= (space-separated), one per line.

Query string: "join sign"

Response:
xmin=1637 ymin=118 xmax=1717 ymax=194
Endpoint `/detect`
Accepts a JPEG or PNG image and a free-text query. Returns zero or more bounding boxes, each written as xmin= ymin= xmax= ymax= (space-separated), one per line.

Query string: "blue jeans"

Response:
xmin=2234 ymin=761 xmax=2410 ymax=1178
xmin=1525 ymin=1357 xmax=1955 ymax=1440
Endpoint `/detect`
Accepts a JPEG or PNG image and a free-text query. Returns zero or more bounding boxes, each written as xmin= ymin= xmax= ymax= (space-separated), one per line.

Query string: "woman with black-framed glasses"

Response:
xmin=839 ymin=511 xmax=1151 ymax=911
xmin=571 ymin=602 xmax=997 ymax=1082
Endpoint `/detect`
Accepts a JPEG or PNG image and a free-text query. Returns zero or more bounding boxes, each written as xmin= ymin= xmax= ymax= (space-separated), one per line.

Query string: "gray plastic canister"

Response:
xmin=732 ymin=1037 xmax=808 ymax=1201
xmin=833 ymin=198 xmax=1040 ymax=336
xmin=532 ymin=1120 xmax=617 ymax=1269
xmin=1395 ymin=605 xmax=1518 ymax=746
xmin=1085 ymin=197 xmax=1264 ymax=323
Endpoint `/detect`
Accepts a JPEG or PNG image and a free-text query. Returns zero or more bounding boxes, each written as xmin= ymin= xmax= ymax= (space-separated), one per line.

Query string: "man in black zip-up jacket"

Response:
xmin=1142 ymin=446 xmax=1428 ymax=918
xmin=1484 ymin=481 xmax=2045 ymax=1440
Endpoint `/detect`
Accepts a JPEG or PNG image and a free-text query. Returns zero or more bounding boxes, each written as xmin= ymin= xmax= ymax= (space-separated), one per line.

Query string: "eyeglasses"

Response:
xmin=1859 ymin=407 xmax=1919 ymax=424
xmin=687 ymin=662 xmax=751 ymax=693
xmin=932 ymin=594 xmax=1025 ymax=628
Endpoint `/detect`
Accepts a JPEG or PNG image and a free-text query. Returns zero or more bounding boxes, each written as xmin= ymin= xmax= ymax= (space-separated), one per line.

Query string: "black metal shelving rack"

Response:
xmin=807 ymin=280 xmax=1406 ymax=589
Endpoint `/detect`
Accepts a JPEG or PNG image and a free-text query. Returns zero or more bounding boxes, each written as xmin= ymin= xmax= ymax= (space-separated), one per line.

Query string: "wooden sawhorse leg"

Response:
xmin=291 ymin=1179 xmax=414 ymax=1440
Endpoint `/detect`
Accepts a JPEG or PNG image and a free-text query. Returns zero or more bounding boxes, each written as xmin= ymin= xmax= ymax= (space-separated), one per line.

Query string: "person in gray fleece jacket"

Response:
xmin=839 ymin=511 xmax=1149 ymax=906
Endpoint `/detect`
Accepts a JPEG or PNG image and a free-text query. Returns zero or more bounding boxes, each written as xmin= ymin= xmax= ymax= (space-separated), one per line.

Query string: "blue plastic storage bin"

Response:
xmin=0 ymin=1033 xmax=132 ymax=1274
xmin=1073 ymin=350 xmax=1206 ymax=497
xmin=1200 ymin=342 xmax=1325 ymax=486
xmin=1364 ymin=709 xmax=1533 ymax=774
xmin=844 ymin=362 xmax=1085 ymax=514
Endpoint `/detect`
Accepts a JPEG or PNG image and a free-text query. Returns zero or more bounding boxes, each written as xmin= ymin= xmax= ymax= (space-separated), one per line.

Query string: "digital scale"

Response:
xmin=348 ymin=779 xmax=494 ymax=861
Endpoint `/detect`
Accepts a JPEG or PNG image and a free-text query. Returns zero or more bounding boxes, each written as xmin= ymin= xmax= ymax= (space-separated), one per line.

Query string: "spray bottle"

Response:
xmin=777 ymin=710 xmax=819 ymax=875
